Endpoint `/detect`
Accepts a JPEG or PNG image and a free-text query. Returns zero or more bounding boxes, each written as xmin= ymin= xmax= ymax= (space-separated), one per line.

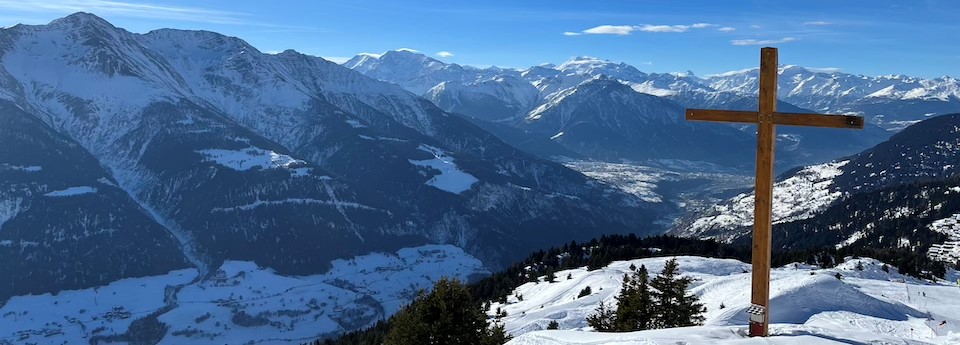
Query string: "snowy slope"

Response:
xmin=491 ymin=256 xmax=960 ymax=344
xmin=677 ymin=161 xmax=849 ymax=241
xmin=0 ymin=245 xmax=488 ymax=344
xmin=0 ymin=12 xmax=660 ymax=295
xmin=676 ymin=114 xmax=960 ymax=245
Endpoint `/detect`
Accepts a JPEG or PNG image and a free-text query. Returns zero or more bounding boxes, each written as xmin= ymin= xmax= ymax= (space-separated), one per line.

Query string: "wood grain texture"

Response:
xmin=750 ymin=46 xmax=778 ymax=337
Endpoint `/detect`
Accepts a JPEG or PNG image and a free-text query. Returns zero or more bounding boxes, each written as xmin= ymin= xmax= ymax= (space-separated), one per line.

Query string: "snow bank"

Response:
xmin=408 ymin=144 xmax=478 ymax=194
xmin=492 ymin=256 xmax=960 ymax=344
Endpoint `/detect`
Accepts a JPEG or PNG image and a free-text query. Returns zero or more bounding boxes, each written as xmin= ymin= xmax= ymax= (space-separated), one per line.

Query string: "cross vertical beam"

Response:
xmin=683 ymin=47 xmax=862 ymax=338
xmin=749 ymin=47 xmax=777 ymax=337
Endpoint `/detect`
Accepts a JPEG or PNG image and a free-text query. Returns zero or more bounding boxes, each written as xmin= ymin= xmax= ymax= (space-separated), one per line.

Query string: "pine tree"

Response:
xmin=586 ymin=301 xmax=616 ymax=331
xmin=546 ymin=320 xmax=559 ymax=330
xmin=614 ymin=265 xmax=653 ymax=331
xmin=483 ymin=319 xmax=511 ymax=345
xmin=650 ymin=259 xmax=705 ymax=328
xmin=385 ymin=277 xmax=507 ymax=345
xmin=545 ymin=270 xmax=557 ymax=283
xmin=577 ymin=286 xmax=592 ymax=298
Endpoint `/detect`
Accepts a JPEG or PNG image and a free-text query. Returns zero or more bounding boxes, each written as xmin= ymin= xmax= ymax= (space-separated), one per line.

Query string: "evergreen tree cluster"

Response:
xmin=587 ymin=259 xmax=705 ymax=332
xmin=308 ymin=278 xmax=509 ymax=345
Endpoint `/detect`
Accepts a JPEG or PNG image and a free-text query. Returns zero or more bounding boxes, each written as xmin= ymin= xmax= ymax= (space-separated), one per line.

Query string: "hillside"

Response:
xmin=677 ymin=114 xmax=960 ymax=256
xmin=499 ymin=256 xmax=960 ymax=344
xmin=0 ymin=13 xmax=662 ymax=302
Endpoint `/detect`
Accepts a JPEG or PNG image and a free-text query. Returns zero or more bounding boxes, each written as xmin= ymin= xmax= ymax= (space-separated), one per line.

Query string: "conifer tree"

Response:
xmin=586 ymin=301 xmax=616 ymax=331
xmin=650 ymin=259 xmax=705 ymax=328
xmin=615 ymin=265 xmax=653 ymax=331
xmin=385 ymin=277 xmax=510 ymax=345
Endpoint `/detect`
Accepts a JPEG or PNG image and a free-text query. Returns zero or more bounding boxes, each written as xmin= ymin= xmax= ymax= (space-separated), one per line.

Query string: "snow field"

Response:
xmin=407 ymin=144 xmax=478 ymax=194
xmin=491 ymin=256 xmax=960 ymax=344
xmin=685 ymin=160 xmax=848 ymax=236
xmin=195 ymin=147 xmax=306 ymax=172
xmin=0 ymin=244 xmax=489 ymax=345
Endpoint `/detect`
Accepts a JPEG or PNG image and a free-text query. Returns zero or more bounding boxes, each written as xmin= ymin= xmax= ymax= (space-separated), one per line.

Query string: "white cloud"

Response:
xmin=583 ymin=25 xmax=638 ymax=35
xmin=731 ymin=37 xmax=797 ymax=46
xmin=0 ymin=0 xmax=316 ymax=30
xmin=322 ymin=56 xmax=351 ymax=64
xmin=803 ymin=21 xmax=832 ymax=26
xmin=396 ymin=48 xmax=421 ymax=53
xmin=718 ymin=27 xmax=736 ymax=32
xmin=576 ymin=23 xmax=714 ymax=36
xmin=639 ymin=24 xmax=690 ymax=33
xmin=806 ymin=67 xmax=842 ymax=73
xmin=750 ymin=24 xmax=762 ymax=29
xmin=436 ymin=51 xmax=454 ymax=58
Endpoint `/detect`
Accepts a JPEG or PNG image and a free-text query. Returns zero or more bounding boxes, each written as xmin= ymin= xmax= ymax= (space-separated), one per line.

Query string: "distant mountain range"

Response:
xmin=0 ymin=13 xmax=659 ymax=301
xmin=346 ymin=50 xmax=956 ymax=169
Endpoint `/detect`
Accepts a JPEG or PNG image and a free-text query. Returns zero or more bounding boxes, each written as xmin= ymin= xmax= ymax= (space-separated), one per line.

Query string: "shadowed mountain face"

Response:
xmin=0 ymin=13 xmax=661 ymax=299
xmin=0 ymin=100 xmax=189 ymax=300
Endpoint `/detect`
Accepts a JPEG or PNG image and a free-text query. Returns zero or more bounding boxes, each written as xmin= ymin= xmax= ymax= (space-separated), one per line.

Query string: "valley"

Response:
xmin=0 ymin=8 xmax=958 ymax=344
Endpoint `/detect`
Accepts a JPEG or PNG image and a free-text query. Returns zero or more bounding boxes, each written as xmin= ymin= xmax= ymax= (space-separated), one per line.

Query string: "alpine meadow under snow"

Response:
xmin=0 ymin=9 xmax=959 ymax=345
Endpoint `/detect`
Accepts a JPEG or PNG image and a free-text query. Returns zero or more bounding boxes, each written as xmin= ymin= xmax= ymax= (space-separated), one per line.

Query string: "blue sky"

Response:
xmin=0 ymin=0 xmax=957 ymax=78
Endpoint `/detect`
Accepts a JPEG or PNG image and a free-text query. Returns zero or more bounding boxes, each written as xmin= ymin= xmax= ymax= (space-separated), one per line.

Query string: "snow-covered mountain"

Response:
xmin=0 ymin=99 xmax=189 ymax=300
xmin=343 ymin=49 xmax=511 ymax=95
xmin=706 ymin=65 xmax=960 ymax=130
xmin=348 ymin=52 xmax=894 ymax=168
xmin=519 ymin=76 xmax=757 ymax=166
xmin=425 ymin=74 xmax=539 ymax=122
xmin=676 ymin=114 xmax=960 ymax=253
xmin=496 ymin=256 xmax=960 ymax=344
xmin=0 ymin=13 xmax=659 ymax=303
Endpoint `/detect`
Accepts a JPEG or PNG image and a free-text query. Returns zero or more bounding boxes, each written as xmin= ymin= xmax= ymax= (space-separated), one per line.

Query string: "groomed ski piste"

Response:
xmin=494 ymin=256 xmax=960 ymax=345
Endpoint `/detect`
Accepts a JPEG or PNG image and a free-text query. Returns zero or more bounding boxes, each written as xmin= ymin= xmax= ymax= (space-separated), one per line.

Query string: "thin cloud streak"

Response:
xmin=575 ymin=23 xmax=716 ymax=35
xmin=0 ymin=0 xmax=319 ymax=30
xmin=731 ymin=37 xmax=797 ymax=46
xmin=583 ymin=25 xmax=637 ymax=35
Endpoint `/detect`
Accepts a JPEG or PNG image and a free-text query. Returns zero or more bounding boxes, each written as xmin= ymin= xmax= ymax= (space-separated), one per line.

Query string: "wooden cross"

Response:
xmin=685 ymin=47 xmax=864 ymax=337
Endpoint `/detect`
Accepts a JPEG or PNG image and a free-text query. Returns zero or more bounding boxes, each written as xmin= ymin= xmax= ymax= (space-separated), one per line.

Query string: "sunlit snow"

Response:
xmin=196 ymin=147 xmax=305 ymax=172
xmin=493 ymin=256 xmax=960 ymax=345
xmin=408 ymin=144 xmax=478 ymax=194
xmin=0 ymin=245 xmax=489 ymax=345
xmin=685 ymin=161 xmax=849 ymax=238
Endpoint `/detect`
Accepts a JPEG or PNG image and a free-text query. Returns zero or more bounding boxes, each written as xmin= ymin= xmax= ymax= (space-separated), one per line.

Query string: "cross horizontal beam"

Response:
xmin=686 ymin=109 xmax=864 ymax=129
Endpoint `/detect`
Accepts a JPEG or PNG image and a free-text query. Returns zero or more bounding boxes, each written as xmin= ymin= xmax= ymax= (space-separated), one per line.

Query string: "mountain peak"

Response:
xmin=49 ymin=12 xmax=115 ymax=30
